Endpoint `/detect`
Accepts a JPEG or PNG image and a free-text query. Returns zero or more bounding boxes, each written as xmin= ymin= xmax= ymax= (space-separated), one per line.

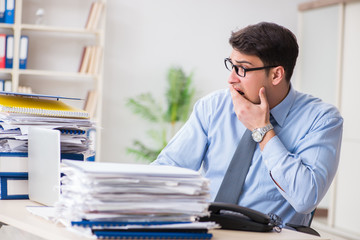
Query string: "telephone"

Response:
xmin=198 ymin=202 xmax=282 ymax=232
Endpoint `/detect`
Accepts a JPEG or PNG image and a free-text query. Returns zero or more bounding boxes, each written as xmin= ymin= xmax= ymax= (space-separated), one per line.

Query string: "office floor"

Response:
xmin=0 ymin=224 xmax=352 ymax=240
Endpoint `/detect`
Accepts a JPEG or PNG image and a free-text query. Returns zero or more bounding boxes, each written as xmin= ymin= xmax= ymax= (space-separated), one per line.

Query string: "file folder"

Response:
xmin=0 ymin=0 xmax=5 ymax=23
xmin=19 ymin=36 xmax=29 ymax=69
xmin=5 ymin=34 xmax=13 ymax=68
xmin=0 ymin=172 xmax=29 ymax=199
xmin=0 ymin=79 xmax=4 ymax=91
xmin=4 ymin=0 xmax=14 ymax=24
xmin=92 ymin=231 xmax=213 ymax=239
xmin=0 ymin=34 xmax=5 ymax=68
xmin=0 ymin=92 xmax=90 ymax=119
xmin=72 ymin=220 xmax=213 ymax=239
xmin=0 ymin=152 xmax=28 ymax=172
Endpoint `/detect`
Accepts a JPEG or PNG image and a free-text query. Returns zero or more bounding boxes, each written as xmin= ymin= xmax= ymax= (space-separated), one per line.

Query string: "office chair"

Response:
xmin=286 ymin=209 xmax=320 ymax=236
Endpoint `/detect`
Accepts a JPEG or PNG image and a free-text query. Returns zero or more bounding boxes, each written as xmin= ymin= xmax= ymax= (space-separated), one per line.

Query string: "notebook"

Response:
xmin=28 ymin=127 xmax=61 ymax=206
xmin=0 ymin=92 xmax=89 ymax=119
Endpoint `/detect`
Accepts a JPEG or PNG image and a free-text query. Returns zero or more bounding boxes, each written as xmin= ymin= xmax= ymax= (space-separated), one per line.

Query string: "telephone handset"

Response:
xmin=199 ymin=202 xmax=282 ymax=232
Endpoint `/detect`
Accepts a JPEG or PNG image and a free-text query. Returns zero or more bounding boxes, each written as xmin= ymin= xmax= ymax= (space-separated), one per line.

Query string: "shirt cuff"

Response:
xmin=261 ymin=135 xmax=289 ymax=170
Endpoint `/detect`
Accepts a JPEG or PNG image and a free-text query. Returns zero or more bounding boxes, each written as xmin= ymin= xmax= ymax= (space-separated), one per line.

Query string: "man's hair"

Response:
xmin=229 ymin=22 xmax=299 ymax=82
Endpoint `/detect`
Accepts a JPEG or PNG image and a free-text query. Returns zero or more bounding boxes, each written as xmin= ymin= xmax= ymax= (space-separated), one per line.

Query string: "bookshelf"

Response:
xmin=0 ymin=0 xmax=106 ymax=157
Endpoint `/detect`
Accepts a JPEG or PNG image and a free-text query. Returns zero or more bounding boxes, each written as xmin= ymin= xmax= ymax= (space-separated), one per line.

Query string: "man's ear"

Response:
xmin=271 ymin=66 xmax=285 ymax=86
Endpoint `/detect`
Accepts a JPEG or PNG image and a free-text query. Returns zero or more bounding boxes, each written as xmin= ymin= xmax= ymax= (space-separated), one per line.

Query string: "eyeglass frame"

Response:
xmin=224 ymin=58 xmax=277 ymax=77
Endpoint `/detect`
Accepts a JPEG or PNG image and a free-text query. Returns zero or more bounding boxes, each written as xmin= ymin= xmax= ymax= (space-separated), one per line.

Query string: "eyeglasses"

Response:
xmin=224 ymin=58 xmax=277 ymax=77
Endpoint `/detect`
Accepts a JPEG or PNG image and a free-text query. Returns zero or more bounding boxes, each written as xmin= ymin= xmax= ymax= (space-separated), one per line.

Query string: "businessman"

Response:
xmin=152 ymin=22 xmax=343 ymax=226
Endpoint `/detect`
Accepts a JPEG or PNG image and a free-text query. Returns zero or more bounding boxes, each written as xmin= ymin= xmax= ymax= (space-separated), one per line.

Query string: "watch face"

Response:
xmin=252 ymin=130 xmax=263 ymax=142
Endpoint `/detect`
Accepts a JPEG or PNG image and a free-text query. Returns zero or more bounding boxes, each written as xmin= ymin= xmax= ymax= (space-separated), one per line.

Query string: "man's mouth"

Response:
xmin=237 ymin=90 xmax=245 ymax=96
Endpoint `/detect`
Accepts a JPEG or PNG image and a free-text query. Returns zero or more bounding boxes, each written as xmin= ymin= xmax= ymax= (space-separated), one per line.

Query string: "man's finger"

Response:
xmin=229 ymin=85 xmax=246 ymax=103
xmin=259 ymin=87 xmax=268 ymax=107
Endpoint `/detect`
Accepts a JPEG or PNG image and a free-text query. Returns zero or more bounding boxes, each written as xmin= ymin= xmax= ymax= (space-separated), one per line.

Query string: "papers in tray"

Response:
xmin=0 ymin=92 xmax=94 ymax=154
xmin=54 ymin=160 xmax=217 ymax=238
xmin=0 ymin=113 xmax=94 ymax=154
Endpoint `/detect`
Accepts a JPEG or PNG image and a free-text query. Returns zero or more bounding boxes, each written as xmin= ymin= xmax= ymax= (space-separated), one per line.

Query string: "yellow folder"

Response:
xmin=0 ymin=94 xmax=89 ymax=119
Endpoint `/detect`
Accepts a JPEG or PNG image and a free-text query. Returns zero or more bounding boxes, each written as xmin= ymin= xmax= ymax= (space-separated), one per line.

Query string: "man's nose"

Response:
xmin=227 ymin=69 xmax=240 ymax=84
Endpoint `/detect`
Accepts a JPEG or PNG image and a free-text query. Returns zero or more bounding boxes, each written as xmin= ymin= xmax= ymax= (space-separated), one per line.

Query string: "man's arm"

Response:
xmin=262 ymin=117 xmax=343 ymax=213
xmin=229 ymin=84 xmax=343 ymax=213
xmin=152 ymin=99 xmax=208 ymax=171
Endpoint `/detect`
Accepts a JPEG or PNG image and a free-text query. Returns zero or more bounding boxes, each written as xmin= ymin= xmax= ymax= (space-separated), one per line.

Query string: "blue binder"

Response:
xmin=19 ymin=36 xmax=28 ymax=69
xmin=71 ymin=221 xmax=192 ymax=227
xmin=0 ymin=0 xmax=5 ymax=23
xmin=4 ymin=0 xmax=14 ymax=24
xmin=0 ymin=172 xmax=29 ymax=199
xmin=5 ymin=35 xmax=13 ymax=68
xmin=93 ymin=231 xmax=213 ymax=239
xmin=71 ymin=220 xmax=213 ymax=239
xmin=0 ymin=152 xmax=85 ymax=161
xmin=0 ymin=79 xmax=4 ymax=91
xmin=0 ymin=152 xmax=27 ymax=157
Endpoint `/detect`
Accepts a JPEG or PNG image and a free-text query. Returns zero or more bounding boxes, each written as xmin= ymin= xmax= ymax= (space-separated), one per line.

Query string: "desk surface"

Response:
xmin=0 ymin=200 xmax=327 ymax=240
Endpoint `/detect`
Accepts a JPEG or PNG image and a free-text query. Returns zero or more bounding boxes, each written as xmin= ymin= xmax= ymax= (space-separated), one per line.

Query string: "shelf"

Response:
xmin=0 ymin=23 xmax=13 ymax=29
xmin=18 ymin=69 xmax=96 ymax=80
xmin=21 ymin=24 xmax=100 ymax=35
xmin=0 ymin=0 xmax=107 ymax=156
xmin=0 ymin=69 xmax=13 ymax=74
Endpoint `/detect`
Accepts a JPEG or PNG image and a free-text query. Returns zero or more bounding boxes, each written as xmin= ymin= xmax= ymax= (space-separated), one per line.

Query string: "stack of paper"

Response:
xmin=0 ymin=92 xmax=95 ymax=200
xmin=0 ymin=92 xmax=95 ymax=154
xmin=55 ymin=160 xmax=216 ymax=239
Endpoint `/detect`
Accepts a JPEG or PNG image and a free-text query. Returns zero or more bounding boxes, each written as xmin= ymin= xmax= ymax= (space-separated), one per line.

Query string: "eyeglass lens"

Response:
xmin=225 ymin=58 xmax=244 ymax=77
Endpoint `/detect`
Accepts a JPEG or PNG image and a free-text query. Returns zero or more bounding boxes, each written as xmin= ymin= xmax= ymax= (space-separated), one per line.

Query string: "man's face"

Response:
xmin=227 ymin=50 xmax=271 ymax=104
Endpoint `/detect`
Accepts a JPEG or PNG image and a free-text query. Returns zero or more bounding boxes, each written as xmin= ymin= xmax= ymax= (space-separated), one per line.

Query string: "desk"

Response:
xmin=0 ymin=200 xmax=327 ymax=240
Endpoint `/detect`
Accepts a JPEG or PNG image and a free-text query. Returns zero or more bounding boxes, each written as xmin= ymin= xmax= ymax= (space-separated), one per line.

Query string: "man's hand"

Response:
xmin=229 ymin=85 xmax=270 ymax=131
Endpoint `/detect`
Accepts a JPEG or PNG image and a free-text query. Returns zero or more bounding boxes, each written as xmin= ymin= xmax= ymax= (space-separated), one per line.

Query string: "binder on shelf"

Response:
xmin=19 ymin=36 xmax=29 ymax=69
xmin=85 ymin=2 xmax=104 ymax=30
xmin=0 ymin=93 xmax=90 ymax=119
xmin=0 ymin=152 xmax=28 ymax=172
xmin=91 ymin=2 xmax=104 ymax=30
xmin=83 ymin=89 xmax=98 ymax=118
xmin=0 ymin=172 xmax=29 ymax=200
xmin=4 ymin=0 xmax=14 ymax=24
xmin=3 ymin=79 xmax=11 ymax=91
xmin=79 ymin=46 xmax=92 ymax=74
xmin=87 ymin=46 xmax=96 ymax=74
xmin=88 ymin=46 xmax=102 ymax=75
xmin=79 ymin=45 xmax=102 ymax=75
xmin=0 ymin=79 xmax=4 ymax=91
xmin=5 ymin=34 xmax=13 ymax=68
xmin=0 ymin=0 xmax=5 ymax=23
xmin=0 ymin=34 xmax=5 ymax=68
xmin=17 ymin=85 xmax=33 ymax=94
xmin=85 ymin=2 xmax=96 ymax=29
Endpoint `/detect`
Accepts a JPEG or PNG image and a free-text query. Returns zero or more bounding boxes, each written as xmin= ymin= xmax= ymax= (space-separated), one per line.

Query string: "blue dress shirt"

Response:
xmin=152 ymin=85 xmax=343 ymax=226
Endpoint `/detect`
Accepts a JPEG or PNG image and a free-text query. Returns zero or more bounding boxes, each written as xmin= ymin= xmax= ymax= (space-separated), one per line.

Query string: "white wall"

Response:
xmin=101 ymin=0 xmax=309 ymax=163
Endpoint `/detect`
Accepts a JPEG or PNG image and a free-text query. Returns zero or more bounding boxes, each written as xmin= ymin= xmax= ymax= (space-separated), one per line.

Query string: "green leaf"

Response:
xmin=126 ymin=93 xmax=163 ymax=123
xmin=125 ymin=66 xmax=196 ymax=163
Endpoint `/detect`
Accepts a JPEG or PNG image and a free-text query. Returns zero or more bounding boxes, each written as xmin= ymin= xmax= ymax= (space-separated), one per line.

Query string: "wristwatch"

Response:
xmin=251 ymin=123 xmax=273 ymax=143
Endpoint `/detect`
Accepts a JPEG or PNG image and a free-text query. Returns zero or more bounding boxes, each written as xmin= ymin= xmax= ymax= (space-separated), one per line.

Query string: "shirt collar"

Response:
xmin=270 ymin=84 xmax=295 ymax=128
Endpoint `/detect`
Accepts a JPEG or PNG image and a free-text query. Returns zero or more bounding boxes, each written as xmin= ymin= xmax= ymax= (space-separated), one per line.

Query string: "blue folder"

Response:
xmin=4 ymin=0 xmax=14 ymax=24
xmin=93 ymin=231 xmax=213 ymax=239
xmin=71 ymin=220 xmax=213 ymax=239
xmin=0 ymin=172 xmax=28 ymax=199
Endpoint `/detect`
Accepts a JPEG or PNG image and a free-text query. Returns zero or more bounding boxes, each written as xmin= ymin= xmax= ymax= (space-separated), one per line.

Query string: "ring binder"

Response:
xmin=0 ymin=172 xmax=28 ymax=199
xmin=0 ymin=93 xmax=89 ymax=119
xmin=92 ymin=231 xmax=213 ymax=239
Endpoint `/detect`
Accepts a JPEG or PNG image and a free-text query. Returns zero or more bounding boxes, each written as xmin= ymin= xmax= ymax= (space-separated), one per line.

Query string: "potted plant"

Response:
xmin=126 ymin=67 xmax=196 ymax=162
